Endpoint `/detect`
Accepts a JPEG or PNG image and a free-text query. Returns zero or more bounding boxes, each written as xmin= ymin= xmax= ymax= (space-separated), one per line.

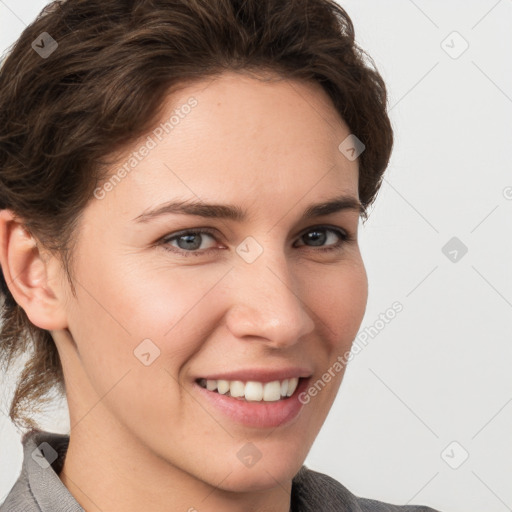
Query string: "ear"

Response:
xmin=0 ymin=210 xmax=69 ymax=330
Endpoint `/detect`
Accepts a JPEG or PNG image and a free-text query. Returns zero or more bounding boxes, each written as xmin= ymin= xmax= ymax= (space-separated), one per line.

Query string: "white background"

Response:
xmin=1 ymin=1 xmax=511 ymax=511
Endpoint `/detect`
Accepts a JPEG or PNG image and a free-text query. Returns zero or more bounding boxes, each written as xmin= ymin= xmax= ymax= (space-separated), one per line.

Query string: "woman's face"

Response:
xmin=55 ymin=71 xmax=367 ymax=493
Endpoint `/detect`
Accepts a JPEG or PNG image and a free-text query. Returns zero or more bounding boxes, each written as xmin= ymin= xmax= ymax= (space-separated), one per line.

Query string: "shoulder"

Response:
xmin=291 ymin=465 xmax=442 ymax=512
xmin=0 ymin=464 xmax=34 ymax=512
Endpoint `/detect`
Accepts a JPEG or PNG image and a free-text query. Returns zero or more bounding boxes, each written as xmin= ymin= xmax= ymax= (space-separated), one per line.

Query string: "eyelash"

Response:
xmin=158 ymin=225 xmax=352 ymax=258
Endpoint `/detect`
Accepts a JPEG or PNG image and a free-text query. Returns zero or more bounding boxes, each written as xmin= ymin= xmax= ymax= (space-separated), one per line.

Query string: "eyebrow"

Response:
xmin=132 ymin=194 xmax=363 ymax=224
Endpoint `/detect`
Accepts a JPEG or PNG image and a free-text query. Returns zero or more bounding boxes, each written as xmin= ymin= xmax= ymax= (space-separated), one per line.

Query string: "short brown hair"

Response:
xmin=0 ymin=0 xmax=393 ymax=430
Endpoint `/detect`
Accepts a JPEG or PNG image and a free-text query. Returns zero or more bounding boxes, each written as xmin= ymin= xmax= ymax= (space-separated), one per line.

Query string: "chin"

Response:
xmin=213 ymin=451 xmax=306 ymax=493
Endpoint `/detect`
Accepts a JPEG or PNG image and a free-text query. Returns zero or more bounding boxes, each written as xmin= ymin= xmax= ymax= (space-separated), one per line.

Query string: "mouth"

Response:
xmin=194 ymin=375 xmax=310 ymax=428
xmin=193 ymin=367 xmax=312 ymax=428
xmin=195 ymin=377 xmax=302 ymax=402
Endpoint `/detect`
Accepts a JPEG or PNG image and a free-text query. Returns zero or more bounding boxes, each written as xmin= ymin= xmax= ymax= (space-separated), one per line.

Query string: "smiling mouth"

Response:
xmin=196 ymin=377 xmax=301 ymax=402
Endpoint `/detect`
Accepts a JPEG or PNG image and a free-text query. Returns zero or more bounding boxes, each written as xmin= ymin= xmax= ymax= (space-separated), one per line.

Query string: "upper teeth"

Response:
xmin=201 ymin=378 xmax=299 ymax=402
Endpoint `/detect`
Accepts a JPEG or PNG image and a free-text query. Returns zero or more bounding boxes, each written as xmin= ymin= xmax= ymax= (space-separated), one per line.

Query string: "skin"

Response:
xmin=0 ymin=71 xmax=368 ymax=512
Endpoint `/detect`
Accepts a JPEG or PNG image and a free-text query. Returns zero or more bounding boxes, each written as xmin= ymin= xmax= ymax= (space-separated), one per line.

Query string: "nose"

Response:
xmin=224 ymin=251 xmax=315 ymax=349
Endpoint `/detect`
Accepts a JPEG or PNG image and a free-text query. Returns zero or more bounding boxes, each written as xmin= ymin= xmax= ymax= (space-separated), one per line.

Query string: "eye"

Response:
xmin=294 ymin=226 xmax=349 ymax=252
xmin=161 ymin=228 xmax=220 ymax=256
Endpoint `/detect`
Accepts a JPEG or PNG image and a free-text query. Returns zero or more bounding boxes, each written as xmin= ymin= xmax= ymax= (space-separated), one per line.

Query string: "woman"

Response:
xmin=0 ymin=0 xmax=442 ymax=510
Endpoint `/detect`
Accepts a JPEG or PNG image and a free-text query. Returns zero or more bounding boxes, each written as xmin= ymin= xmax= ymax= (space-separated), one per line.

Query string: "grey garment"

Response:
xmin=1 ymin=431 xmax=83 ymax=512
xmin=290 ymin=466 xmax=441 ymax=512
xmin=0 ymin=430 xmax=442 ymax=512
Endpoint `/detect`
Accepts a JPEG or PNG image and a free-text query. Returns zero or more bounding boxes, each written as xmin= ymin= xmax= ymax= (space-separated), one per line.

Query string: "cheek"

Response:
xmin=296 ymin=262 xmax=367 ymax=417
xmin=66 ymin=256 xmax=230 ymax=393
xmin=74 ymin=256 xmax=216 ymax=339
xmin=308 ymin=259 xmax=368 ymax=350
xmin=64 ymin=259 xmax=215 ymax=435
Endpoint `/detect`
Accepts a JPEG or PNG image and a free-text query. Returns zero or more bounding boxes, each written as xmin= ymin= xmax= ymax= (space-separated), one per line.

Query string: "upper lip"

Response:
xmin=197 ymin=367 xmax=313 ymax=383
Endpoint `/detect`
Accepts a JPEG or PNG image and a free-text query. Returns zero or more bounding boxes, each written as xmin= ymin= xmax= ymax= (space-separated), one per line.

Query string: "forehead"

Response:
xmin=93 ymin=71 xmax=359 ymax=223
xmin=165 ymin=70 xmax=348 ymax=160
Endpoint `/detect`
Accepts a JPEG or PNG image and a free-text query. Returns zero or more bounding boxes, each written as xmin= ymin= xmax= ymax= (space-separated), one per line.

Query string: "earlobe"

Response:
xmin=0 ymin=209 xmax=69 ymax=331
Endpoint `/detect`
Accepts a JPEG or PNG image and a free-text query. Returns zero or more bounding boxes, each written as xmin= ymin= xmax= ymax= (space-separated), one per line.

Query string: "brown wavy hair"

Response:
xmin=0 ymin=0 xmax=393 ymax=430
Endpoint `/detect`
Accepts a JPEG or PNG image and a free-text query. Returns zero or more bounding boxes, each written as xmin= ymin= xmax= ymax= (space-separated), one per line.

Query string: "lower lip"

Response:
xmin=194 ymin=378 xmax=310 ymax=429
